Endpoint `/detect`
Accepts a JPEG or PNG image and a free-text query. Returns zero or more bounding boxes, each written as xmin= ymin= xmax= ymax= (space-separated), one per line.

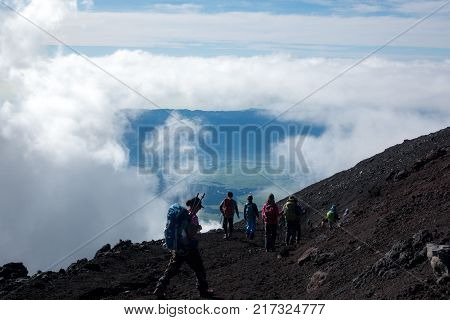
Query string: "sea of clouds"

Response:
xmin=0 ymin=0 xmax=449 ymax=272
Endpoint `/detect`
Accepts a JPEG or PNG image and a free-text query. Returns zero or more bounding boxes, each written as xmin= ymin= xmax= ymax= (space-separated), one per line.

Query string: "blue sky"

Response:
xmin=83 ymin=0 xmax=344 ymax=14
xmin=81 ymin=0 xmax=448 ymax=17
xmin=2 ymin=0 xmax=449 ymax=59
xmin=55 ymin=1 xmax=444 ymax=59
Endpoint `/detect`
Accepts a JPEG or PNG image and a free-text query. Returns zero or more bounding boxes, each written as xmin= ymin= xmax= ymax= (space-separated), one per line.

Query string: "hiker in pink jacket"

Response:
xmin=262 ymin=193 xmax=281 ymax=251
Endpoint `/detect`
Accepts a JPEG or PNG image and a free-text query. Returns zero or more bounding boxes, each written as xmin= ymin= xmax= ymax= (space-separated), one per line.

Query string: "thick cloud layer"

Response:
xmin=0 ymin=1 xmax=449 ymax=272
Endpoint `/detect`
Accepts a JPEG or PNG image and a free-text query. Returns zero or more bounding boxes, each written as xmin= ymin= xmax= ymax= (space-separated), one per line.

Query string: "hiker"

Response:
xmin=331 ymin=204 xmax=339 ymax=221
xmin=262 ymin=193 xmax=280 ymax=251
xmin=282 ymin=196 xmax=303 ymax=245
xmin=154 ymin=195 xmax=213 ymax=299
xmin=244 ymin=195 xmax=259 ymax=240
xmin=325 ymin=204 xmax=337 ymax=229
xmin=342 ymin=208 xmax=350 ymax=224
xmin=219 ymin=191 xmax=240 ymax=239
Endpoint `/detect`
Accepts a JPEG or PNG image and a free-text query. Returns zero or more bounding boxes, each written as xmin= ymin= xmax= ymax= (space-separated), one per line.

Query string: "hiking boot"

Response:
xmin=199 ymin=288 xmax=214 ymax=298
xmin=223 ymin=234 xmax=228 ymax=240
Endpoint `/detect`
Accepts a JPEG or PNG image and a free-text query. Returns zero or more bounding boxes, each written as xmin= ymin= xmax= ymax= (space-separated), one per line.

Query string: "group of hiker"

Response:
xmin=154 ymin=191 xmax=340 ymax=299
xmin=220 ymin=191 xmax=304 ymax=250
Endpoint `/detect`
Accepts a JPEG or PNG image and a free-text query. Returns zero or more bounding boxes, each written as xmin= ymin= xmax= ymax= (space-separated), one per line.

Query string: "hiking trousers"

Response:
xmin=245 ymin=217 xmax=256 ymax=239
xmin=265 ymin=223 xmax=278 ymax=250
xmin=155 ymin=248 xmax=208 ymax=293
xmin=286 ymin=220 xmax=301 ymax=245
xmin=223 ymin=216 xmax=234 ymax=237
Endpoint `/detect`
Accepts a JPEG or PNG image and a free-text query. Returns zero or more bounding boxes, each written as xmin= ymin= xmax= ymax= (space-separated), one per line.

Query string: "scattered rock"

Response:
xmin=113 ymin=240 xmax=133 ymax=252
xmin=354 ymin=230 xmax=432 ymax=286
xmin=95 ymin=244 xmax=111 ymax=258
xmin=314 ymin=252 xmax=335 ymax=266
xmin=297 ymin=247 xmax=318 ymax=265
xmin=307 ymin=271 xmax=328 ymax=293
xmin=67 ymin=259 xmax=88 ymax=274
xmin=0 ymin=263 xmax=28 ymax=280
xmin=385 ymin=170 xmax=397 ymax=181
xmin=84 ymin=263 xmax=102 ymax=272
xmin=394 ymin=170 xmax=409 ymax=181
xmin=412 ymin=148 xmax=447 ymax=171
xmin=426 ymin=244 xmax=450 ymax=283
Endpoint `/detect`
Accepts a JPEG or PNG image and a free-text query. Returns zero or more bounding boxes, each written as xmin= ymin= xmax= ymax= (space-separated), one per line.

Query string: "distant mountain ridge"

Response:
xmin=122 ymin=108 xmax=325 ymax=166
xmin=121 ymin=108 xmax=325 ymax=218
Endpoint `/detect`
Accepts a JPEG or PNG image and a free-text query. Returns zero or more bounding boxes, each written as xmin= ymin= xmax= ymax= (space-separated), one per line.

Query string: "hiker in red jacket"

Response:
xmin=262 ymin=193 xmax=280 ymax=251
xmin=219 ymin=191 xmax=240 ymax=239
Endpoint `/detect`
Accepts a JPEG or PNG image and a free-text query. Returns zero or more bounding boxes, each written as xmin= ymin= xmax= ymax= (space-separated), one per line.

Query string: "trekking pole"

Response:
xmin=191 ymin=193 xmax=205 ymax=213
xmin=188 ymin=193 xmax=200 ymax=214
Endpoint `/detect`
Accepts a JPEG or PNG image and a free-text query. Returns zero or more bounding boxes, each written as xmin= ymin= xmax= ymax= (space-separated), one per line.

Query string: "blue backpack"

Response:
xmin=245 ymin=203 xmax=258 ymax=220
xmin=164 ymin=204 xmax=190 ymax=250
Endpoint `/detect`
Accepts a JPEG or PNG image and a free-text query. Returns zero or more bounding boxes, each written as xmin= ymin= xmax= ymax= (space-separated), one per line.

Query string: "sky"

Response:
xmin=2 ymin=0 xmax=449 ymax=58
xmin=0 ymin=0 xmax=449 ymax=272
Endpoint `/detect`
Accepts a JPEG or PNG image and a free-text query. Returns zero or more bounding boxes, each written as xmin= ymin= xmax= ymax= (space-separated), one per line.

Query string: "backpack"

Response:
xmin=326 ymin=210 xmax=335 ymax=222
xmin=164 ymin=204 xmax=190 ymax=250
xmin=284 ymin=201 xmax=299 ymax=222
xmin=222 ymin=198 xmax=234 ymax=218
xmin=264 ymin=203 xmax=278 ymax=224
xmin=245 ymin=203 xmax=257 ymax=220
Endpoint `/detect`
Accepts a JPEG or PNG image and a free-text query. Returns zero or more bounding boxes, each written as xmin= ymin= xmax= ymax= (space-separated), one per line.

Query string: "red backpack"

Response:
xmin=264 ymin=203 xmax=278 ymax=224
xmin=222 ymin=198 xmax=234 ymax=218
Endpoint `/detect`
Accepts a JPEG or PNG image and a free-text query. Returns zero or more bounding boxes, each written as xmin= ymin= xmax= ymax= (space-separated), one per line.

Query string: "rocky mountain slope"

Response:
xmin=1 ymin=127 xmax=449 ymax=300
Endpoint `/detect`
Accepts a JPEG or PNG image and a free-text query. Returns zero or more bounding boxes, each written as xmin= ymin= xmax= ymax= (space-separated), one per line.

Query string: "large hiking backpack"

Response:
xmin=222 ymin=198 xmax=234 ymax=218
xmin=164 ymin=204 xmax=190 ymax=250
xmin=264 ymin=203 xmax=278 ymax=224
xmin=245 ymin=203 xmax=257 ymax=220
xmin=284 ymin=201 xmax=299 ymax=222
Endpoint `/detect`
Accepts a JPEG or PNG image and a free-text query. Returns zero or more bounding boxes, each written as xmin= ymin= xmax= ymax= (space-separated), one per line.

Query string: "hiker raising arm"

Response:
xmin=154 ymin=194 xmax=213 ymax=299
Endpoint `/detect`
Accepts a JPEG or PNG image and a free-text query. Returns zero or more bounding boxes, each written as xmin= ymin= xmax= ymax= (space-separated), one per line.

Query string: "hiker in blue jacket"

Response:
xmin=153 ymin=195 xmax=213 ymax=299
xmin=244 ymin=195 xmax=259 ymax=240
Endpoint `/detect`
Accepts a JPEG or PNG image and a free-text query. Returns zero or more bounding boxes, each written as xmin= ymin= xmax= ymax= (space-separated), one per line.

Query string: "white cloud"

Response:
xmin=50 ymin=10 xmax=450 ymax=49
xmin=349 ymin=3 xmax=383 ymax=14
xmin=80 ymin=0 xmax=94 ymax=11
xmin=301 ymin=0 xmax=450 ymax=16
xmin=147 ymin=3 xmax=203 ymax=13
xmin=0 ymin=0 xmax=191 ymax=273
xmin=1 ymin=0 xmax=449 ymax=273
xmin=273 ymin=108 xmax=448 ymax=190
xmin=393 ymin=0 xmax=450 ymax=15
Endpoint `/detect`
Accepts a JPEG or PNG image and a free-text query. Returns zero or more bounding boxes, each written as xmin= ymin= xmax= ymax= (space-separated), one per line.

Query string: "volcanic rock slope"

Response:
xmin=1 ymin=127 xmax=449 ymax=300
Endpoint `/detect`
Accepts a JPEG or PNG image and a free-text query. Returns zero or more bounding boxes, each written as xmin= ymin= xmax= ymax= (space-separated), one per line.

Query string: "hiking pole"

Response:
xmin=192 ymin=193 xmax=200 ymax=212
xmin=191 ymin=193 xmax=206 ymax=213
